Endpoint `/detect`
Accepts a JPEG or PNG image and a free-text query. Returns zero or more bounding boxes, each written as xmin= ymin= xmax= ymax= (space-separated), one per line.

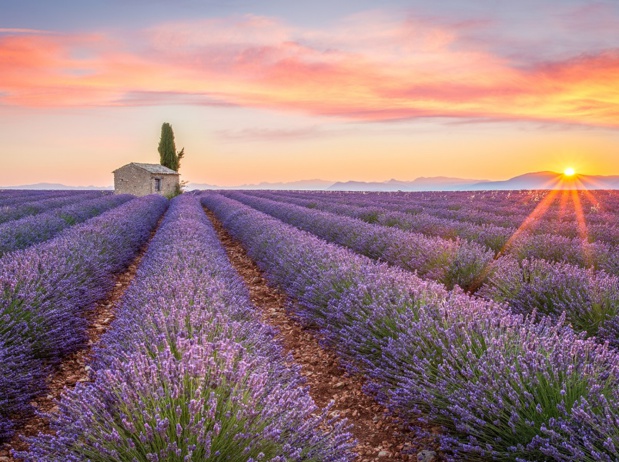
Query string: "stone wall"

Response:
xmin=157 ymin=174 xmax=179 ymax=196
xmin=114 ymin=164 xmax=179 ymax=197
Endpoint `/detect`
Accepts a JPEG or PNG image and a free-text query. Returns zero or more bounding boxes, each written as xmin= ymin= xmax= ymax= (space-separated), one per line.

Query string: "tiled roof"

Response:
xmin=126 ymin=163 xmax=179 ymax=175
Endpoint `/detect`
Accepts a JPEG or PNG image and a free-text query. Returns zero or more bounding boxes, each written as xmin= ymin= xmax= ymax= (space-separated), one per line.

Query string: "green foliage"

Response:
xmin=164 ymin=182 xmax=185 ymax=200
xmin=176 ymin=147 xmax=185 ymax=171
xmin=158 ymin=123 xmax=185 ymax=172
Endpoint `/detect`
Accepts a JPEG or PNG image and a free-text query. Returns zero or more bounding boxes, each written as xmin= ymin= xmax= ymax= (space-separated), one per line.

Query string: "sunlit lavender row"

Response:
xmin=261 ymin=189 xmax=619 ymax=249
xmin=0 ymin=191 xmax=109 ymax=225
xmin=20 ymin=195 xmax=354 ymax=461
xmin=0 ymin=193 xmax=133 ymax=256
xmin=268 ymin=190 xmax=619 ymax=242
xmin=0 ymin=190 xmax=81 ymax=208
xmin=224 ymin=191 xmax=494 ymax=291
xmin=247 ymin=190 xmax=619 ymax=274
xmin=0 ymin=195 xmax=167 ymax=443
xmin=202 ymin=192 xmax=619 ymax=461
xmin=224 ymin=191 xmax=619 ymax=343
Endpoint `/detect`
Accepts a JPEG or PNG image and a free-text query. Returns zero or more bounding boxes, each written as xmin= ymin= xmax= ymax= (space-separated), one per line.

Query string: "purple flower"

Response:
xmin=20 ymin=195 xmax=354 ymax=461
xmin=199 ymin=191 xmax=619 ymax=461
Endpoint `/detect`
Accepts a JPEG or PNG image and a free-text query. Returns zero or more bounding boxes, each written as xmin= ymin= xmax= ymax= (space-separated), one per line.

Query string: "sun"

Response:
xmin=564 ymin=167 xmax=576 ymax=177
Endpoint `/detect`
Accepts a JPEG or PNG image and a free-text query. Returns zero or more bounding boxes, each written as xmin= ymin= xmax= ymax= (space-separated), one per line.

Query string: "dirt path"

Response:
xmin=204 ymin=208 xmax=441 ymax=462
xmin=0 ymin=217 xmax=164 ymax=462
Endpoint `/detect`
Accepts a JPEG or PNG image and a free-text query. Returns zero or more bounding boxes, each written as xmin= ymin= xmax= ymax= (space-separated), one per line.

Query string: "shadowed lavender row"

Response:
xmin=20 ymin=195 xmax=353 ymax=461
xmin=0 ymin=194 xmax=167 ymax=444
xmin=0 ymin=193 xmax=134 ymax=256
xmin=202 ymin=193 xmax=619 ymax=461
xmin=0 ymin=190 xmax=107 ymax=225
xmin=225 ymin=191 xmax=619 ymax=343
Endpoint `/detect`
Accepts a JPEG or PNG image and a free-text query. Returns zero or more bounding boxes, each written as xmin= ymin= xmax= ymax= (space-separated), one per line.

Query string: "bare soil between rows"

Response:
xmin=0 ymin=217 xmax=163 ymax=462
xmin=204 ymin=207 xmax=443 ymax=462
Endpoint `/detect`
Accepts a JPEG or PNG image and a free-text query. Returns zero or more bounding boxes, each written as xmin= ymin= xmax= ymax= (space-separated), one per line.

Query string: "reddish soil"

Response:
xmin=204 ymin=208 xmax=442 ymax=462
xmin=0 ymin=218 xmax=163 ymax=462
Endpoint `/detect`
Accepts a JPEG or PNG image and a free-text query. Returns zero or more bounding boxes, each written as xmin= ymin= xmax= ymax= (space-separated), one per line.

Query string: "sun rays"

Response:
xmin=495 ymin=171 xmax=597 ymax=269
xmin=468 ymin=172 xmax=600 ymax=292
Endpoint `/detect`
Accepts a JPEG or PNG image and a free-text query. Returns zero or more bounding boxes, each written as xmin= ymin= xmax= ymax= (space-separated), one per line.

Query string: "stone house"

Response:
xmin=113 ymin=163 xmax=179 ymax=197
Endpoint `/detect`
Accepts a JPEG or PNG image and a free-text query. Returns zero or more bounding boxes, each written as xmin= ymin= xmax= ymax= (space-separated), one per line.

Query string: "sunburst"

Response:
xmin=471 ymin=174 xmax=598 ymax=292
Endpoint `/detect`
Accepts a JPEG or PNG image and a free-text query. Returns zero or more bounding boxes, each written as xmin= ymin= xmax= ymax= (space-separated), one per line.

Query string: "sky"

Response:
xmin=1 ymin=0 xmax=618 ymax=187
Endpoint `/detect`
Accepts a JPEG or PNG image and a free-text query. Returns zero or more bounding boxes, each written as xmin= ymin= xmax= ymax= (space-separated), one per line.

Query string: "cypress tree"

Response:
xmin=158 ymin=123 xmax=184 ymax=172
xmin=176 ymin=147 xmax=185 ymax=172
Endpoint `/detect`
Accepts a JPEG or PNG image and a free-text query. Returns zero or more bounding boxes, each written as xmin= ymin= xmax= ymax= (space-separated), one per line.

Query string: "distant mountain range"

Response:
xmin=328 ymin=176 xmax=487 ymax=191
xmin=0 ymin=183 xmax=112 ymax=190
xmin=186 ymin=179 xmax=334 ymax=190
xmin=467 ymin=171 xmax=619 ymax=190
xmin=326 ymin=172 xmax=619 ymax=191
xmin=4 ymin=172 xmax=619 ymax=191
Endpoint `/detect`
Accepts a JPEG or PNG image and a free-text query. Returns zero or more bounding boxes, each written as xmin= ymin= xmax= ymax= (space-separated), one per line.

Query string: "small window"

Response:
xmin=154 ymin=178 xmax=162 ymax=192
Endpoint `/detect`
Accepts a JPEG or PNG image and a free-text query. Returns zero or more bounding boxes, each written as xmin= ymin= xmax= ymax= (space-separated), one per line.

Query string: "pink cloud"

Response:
xmin=0 ymin=14 xmax=617 ymax=128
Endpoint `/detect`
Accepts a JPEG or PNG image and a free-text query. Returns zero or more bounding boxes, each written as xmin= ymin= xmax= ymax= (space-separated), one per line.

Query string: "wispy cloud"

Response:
xmin=0 ymin=9 xmax=618 ymax=127
xmin=216 ymin=125 xmax=334 ymax=142
xmin=0 ymin=28 xmax=59 ymax=35
xmin=111 ymin=90 xmax=238 ymax=107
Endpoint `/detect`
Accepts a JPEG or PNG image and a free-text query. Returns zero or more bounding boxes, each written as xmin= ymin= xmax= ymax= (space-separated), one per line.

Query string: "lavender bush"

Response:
xmin=224 ymin=191 xmax=494 ymax=291
xmin=271 ymin=190 xmax=615 ymax=238
xmin=0 ymin=335 xmax=38 ymax=442
xmin=251 ymin=190 xmax=619 ymax=276
xmin=21 ymin=195 xmax=353 ymax=461
xmin=0 ymin=190 xmax=78 ymax=208
xmin=380 ymin=306 xmax=619 ymax=460
xmin=234 ymin=191 xmax=619 ymax=341
xmin=202 ymin=192 xmax=619 ymax=461
xmin=479 ymin=256 xmax=619 ymax=339
xmin=24 ymin=338 xmax=351 ymax=462
xmin=0 ymin=193 xmax=133 ymax=256
xmin=0 ymin=195 xmax=167 ymax=443
xmin=0 ymin=191 xmax=105 ymax=225
xmin=249 ymin=190 xmax=513 ymax=252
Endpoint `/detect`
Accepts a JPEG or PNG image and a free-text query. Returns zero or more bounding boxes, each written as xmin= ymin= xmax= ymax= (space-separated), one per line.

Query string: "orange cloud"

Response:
xmin=0 ymin=15 xmax=618 ymax=128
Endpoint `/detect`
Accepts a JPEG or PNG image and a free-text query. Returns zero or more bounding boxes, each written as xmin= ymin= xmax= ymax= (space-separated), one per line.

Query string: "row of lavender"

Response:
xmin=0 ymin=193 xmax=134 ymax=256
xmin=281 ymin=189 xmax=619 ymax=244
xmin=0 ymin=190 xmax=81 ymax=208
xmin=202 ymin=192 xmax=619 ymax=461
xmin=0 ymin=195 xmax=167 ymax=443
xmin=275 ymin=189 xmax=619 ymax=241
xmin=21 ymin=195 xmax=353 ymax=461
xmin=251 ymin=190 xmax=619 ymax=270
xmin=388 ymin=189 xmax=619 ymax=231
xmin=244 ymin=190 xmax=523 ymax=257
xmin=223 ymin=191 xmax=493 ymax=290
xmin=226 ymin=191 xmax=619 ymax=343
xmin=247 ymin=190 xmax=544 ymax=254
xmin=0 ymin=191 xmax=109 ymax=225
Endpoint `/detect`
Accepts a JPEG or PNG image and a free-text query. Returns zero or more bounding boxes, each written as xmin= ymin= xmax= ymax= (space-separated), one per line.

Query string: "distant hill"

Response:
xmin=469 ymin=171 xmax=619 ymax=190
xmin=0 ymin=183 xmax=112 ymax=190
xmin=328 ymin=176 xmax=486 ymax=191
xmin=187 ymin=179 xmax=335 ymax=190
xmin=330 ymin=172 xmax=619 ymax=191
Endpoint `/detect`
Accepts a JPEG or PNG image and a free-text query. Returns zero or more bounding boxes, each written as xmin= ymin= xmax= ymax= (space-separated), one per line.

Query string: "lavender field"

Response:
xmin=3 ymin=188 xmax=619 ymax=461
